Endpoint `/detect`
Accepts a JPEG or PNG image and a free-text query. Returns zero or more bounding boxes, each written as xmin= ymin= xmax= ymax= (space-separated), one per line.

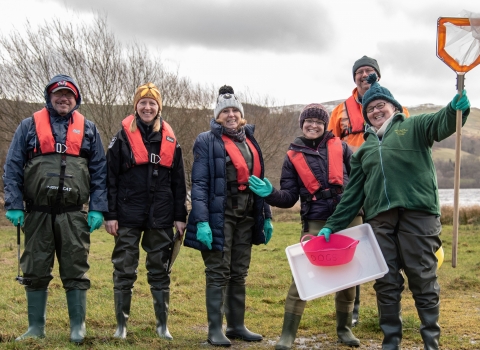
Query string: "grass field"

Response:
xmin=0 ymin=217 xmax=479 ymax=349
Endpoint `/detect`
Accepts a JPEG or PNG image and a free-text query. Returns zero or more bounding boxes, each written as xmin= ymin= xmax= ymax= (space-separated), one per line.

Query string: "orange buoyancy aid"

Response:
xmin=343 ymin=95 xmax=365 ymax=137
xmin=222 ymin=135 xmax=261 ymax=190
xmin=33 ymin=107 xmax=85 ymax=156
xmin=121 ymin=115 xmax=176 ymax=168
xmin=287 ymin=137 xmax=344 ymax=196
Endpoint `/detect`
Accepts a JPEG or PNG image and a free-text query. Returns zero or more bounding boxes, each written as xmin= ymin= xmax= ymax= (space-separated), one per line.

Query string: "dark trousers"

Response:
xmin=112 ymin=226 xmax=174 ymax=291
xmin=202 ymin=214 xmax=255 ymax=287
xmin=22 ymin=211 xmax=90 ymax=291
xmin=369 ymin=209 xmax=442 ymax=308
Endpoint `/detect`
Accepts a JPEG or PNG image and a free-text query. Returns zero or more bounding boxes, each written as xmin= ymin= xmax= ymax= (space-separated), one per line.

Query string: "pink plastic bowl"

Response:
xmin=300 ymin=234 xmax=359 ymax=266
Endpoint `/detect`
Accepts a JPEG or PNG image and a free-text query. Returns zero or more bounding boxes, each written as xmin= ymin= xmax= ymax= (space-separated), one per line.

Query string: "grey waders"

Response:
xmin=225 ymin=285 xmax=262 ymax=341
xmin=16 ymin=290 xmax=48 ymax=341
xmin=152 ymin=289 xmax=173 ymax=340
xmin=417 ymin=303 xmax=440 ymax=350
xmin=336 ymin=311 xmax=360 ymax=347
xmin=66 ymin=289 xmax=87 ymax=344
xmin=206 ymin=286 xmax=231 ymax=346
xmin=113 ymin=290 xmax=132 ymax=339
xmin=378 ymin=302 xmax=402 ymax=350
xmin=275 ymin=313 xmax=302 ymax=350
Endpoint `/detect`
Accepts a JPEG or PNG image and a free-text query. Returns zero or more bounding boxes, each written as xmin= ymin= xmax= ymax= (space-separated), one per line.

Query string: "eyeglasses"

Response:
xmin=52 ymin=91 xmax=76 ymax=99
xmin=366 ymin=102 xmax=386 ymax=113
xmin=355 ymin=68 xmax=376 ymax=76
xmin=304 ymin=119 xmax=325 ymax=126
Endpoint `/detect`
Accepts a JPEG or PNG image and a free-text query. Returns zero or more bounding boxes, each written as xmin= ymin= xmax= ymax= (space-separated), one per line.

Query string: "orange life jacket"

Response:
xmin=222 ymin=135 xmax=261 ymax=190
xmin=342 ymin=95 xmax=365 ymax=138
xmin=121 ymin=115 xmax=176 ymax=168
xmin=33 ymin=107 xmax=85 ymax=156
xmin=287 ymin=137 xmax=344 ymax=197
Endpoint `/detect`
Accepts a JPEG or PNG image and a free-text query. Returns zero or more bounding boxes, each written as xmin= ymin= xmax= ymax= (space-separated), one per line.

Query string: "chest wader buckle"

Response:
xmin=150 ymin=153 xmax=161 ymax=164
xmin=55 ymin=143 xmax=68 ymax=153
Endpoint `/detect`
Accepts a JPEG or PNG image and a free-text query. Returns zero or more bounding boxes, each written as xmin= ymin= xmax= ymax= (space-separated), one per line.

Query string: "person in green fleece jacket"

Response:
xmin=318 ymin=73 xmax=470 ymax=350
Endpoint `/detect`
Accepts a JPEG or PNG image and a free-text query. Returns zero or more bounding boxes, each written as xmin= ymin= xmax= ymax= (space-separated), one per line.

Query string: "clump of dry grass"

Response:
xmin=440 ymin=205 xmax=480 ymax=225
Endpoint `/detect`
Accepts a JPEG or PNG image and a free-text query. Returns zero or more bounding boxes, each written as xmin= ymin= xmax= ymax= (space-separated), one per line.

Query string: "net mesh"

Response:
xmin=444 ymin=11 xmax=480 ymax=66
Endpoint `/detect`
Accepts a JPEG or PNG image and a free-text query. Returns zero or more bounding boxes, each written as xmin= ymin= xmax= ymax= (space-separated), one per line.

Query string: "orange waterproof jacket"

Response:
xmin=328 ymin=88 xmax=409 ymax=153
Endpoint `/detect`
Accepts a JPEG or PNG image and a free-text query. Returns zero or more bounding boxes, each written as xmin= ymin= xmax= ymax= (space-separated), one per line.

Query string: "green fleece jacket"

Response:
xmin=324 ymin=103 xmax=469 ymax=233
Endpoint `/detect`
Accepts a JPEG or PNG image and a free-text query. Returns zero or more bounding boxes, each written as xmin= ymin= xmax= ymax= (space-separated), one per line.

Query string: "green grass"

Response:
xmin=0 ymin=221 xmax=479 ymax=349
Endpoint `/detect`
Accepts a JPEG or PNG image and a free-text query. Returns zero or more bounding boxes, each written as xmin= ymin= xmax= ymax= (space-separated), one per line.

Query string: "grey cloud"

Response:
xmin=54 ymin=0 xmax=333 ymax=53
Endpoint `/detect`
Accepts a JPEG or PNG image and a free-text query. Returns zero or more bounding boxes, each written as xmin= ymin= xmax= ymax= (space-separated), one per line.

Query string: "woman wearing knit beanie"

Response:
xmin=248 ymin=103 xmax=361 ymax=348
xmin=104 ymin=82 xmax=188 ymax=340
xmin=319 ymin=73 xmax=471 ymax=349
xmin=184 ymin=85 xmax=273 ymax=346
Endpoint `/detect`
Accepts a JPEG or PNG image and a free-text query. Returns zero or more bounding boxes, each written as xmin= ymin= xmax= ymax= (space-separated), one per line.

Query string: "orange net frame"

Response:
xmin=437 ymin=11 xmax=480 ymax=73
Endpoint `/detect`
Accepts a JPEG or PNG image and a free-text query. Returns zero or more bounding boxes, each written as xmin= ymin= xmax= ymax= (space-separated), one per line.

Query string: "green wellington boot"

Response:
xmin=15 ymin=290 xmax=48 ymax=341
xmin=66 ymin=289 xmax=87 ymax=344
xmin=225 ymin=285 xmax=262 ymax=341
xmin=206 ymin=286 xmax=231 ymax=347
xmin=336 ymin=311 xmax=360 ymax=347
xmin=113 ymin=289 xmax=132 ymax=339
xmin=417 ymin=303 xmax=440 ymax=350
xmin=275 ymin=312 xmax=302 ymax=350
xmin=152 ymin=289 xmax=173 ymax=340
xmin=378 ymin=302 xmax=403 ymax=350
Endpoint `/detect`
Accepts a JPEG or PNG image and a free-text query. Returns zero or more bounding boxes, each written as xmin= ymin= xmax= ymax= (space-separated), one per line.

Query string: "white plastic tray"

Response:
xmin=285 ymin=223 xmax=388 ymax=301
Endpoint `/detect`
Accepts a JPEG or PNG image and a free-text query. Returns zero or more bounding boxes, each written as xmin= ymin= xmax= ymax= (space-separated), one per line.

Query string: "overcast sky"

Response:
xmin=1 ymin=0 xmax=479 ymax=108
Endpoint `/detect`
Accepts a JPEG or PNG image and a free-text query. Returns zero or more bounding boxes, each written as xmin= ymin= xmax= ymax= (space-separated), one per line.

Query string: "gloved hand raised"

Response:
xmin=197 ymin=221 xmax=213 ymax=250
xmin=87 ymin=211 xmax=104 ymax=233
xmin=264 ymin=218 xmax=273 ymax=244
xmin=450 ymin=90 xmax=470 ymax=112
xmin=6 ymin=209 xmax=24 ymax=226
xmin=248 ymin=175 xmax=273 ymax=197
xmin=318 ymin=227 xmax=332 ymax=242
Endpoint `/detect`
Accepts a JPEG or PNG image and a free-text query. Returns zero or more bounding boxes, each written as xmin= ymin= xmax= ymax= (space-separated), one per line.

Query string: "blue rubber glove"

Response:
xmin=87 ymin=211 xmax=103 ymax=233
xmin=450 ymin=90 xmax=470 ymax=112
xmin=197 ymin=222 xmax=213 ymax=250
xmin=264 ymin=218 xmax=273 ymax=244
xmin=6 ymin=210 xmax=24 ymax=226
xmin=248 ymin=175 xmax=273 ymax=197
xmin=318 ymin=227 xmax=332 ymax=242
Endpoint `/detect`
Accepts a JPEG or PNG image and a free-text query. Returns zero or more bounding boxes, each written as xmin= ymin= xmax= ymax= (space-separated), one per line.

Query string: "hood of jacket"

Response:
xmin=44 ymin=74 xmax=82 ymax=118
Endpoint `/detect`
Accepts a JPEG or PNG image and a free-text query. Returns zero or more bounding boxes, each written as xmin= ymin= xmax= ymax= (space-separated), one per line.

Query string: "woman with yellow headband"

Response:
xmin=104 ymin=83 xmax=188 ymax=340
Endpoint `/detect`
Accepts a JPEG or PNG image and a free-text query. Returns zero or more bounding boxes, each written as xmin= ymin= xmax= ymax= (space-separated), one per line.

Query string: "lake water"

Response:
xmin=439 ymin=188 xmax=480 ymax=206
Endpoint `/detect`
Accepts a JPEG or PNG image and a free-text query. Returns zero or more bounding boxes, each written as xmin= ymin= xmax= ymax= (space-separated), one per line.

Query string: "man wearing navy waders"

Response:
xmin=3 ymin=74 xmax=107 ymax=344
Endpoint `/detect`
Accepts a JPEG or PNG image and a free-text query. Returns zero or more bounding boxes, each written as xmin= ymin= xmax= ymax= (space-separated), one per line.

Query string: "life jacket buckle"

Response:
xmin=150 ymin=154 xmax=161 ymax=164
xmin=55 ymin=143 xmax=68 ymax=153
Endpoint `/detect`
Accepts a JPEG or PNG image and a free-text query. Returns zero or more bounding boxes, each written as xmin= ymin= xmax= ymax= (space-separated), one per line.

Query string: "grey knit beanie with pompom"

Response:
xmin=214 ymin=85 xmax=244 ymax=119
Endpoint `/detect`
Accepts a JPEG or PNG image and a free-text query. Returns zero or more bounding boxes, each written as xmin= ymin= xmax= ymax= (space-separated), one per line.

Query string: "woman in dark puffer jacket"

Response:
xmin=184 ymin=85 xmax=272 ymax=347
xmin=249 ymin=103 xmax=361 ymax=349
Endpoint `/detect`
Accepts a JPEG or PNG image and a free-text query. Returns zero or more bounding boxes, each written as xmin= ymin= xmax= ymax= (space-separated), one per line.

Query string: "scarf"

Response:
xmin=222 ymin=126 xmax=246 ymax=142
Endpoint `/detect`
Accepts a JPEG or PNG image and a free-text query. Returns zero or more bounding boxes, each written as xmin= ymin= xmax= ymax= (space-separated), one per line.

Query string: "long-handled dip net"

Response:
xmin=437 ymin=10 xmax=480 ymax=267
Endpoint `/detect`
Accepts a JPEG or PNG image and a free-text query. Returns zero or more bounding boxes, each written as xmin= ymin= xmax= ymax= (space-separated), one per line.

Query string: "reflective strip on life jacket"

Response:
xmin=222 ymin=135 xmax=261 ymax=190
xmin=33 ymin=107 xmax=85 ymax=156
xmin=121 ymin=114 xmax=176 ymax=168
xmin=343 ymin=95 xmax=365 ymax=136
xmin=287 ymin=137 xmax=344 ymax=195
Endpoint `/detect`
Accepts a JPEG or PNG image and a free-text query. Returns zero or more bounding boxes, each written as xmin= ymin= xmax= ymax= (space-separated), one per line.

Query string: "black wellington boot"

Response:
xmin=352 ymin=284 xmax=360 ymax=327
xmin=417 ymin=303 xmax=440 ymax=350
xmin=206 ymin=286 xmax=231 ymax=347
xmin=336 ymin=311 xmax=360 ymax=347
xmin=66 ymin=289 xmax=87 ymax=344
xmin=378 ymin=302 xmax=402 ymax=350
xmin=225 ymin=284 xmax=262 ymax=341
xmin=274 ymin=312 xmax=302 ymax=350
xmin=152 ymin=289 xmax=173 ymax=340
xmin=15 ymin=290 xmax=48 ymax=340
xmin=113 ymin=289 xmax=132 ymax=339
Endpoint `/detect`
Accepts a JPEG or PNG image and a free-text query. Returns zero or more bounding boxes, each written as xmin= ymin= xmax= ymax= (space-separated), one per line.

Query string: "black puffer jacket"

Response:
xmin=265 ymin=131 xmax=352 ymax=221
xmin=104 ymin=117 xmax=187 ymax=228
